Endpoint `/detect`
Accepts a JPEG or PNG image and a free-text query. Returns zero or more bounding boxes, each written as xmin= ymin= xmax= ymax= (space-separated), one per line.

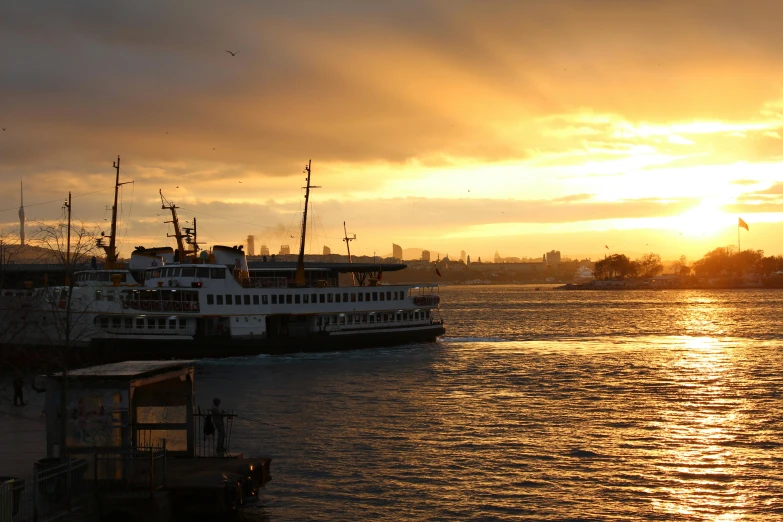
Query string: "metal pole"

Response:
xmin=65 ymin=192 xmax=71 ymax=286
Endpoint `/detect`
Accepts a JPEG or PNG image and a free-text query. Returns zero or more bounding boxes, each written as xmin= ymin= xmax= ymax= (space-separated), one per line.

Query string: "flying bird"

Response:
xmin=239 ymin=181 xmax=242 ymax=183
xmin=226 ymin=50 xmax=237 ymax=56
xmin=1 ymin=128 xmax=5 ymax=131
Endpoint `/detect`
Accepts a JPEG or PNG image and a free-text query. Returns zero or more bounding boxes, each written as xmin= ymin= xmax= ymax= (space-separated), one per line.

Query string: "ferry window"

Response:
xmin=340 ymin=316 xmax=346 ymax=325
xmin=253 ymin=295 xmax=259 ymax=305
xmin=358 ymin=293 xmax=363 ymax=302
xmin=136 ymin=318 xmax=144 ymax=329
xmin=365 ymin=293 xmax=371 ymax=301
xmin=347 ymin=316 xmax=353 ymax=325
xmin=351 ymin=293 xmax=356 ymax=302
xmin=95 ymin=290 xmax=102 ymax=300
xmin=343 ymin=293 xmax=348 ymax=302
xmin=210 ymin=268 xmax=226 ymax=279
xmin=327 ymin=293 xmax=333 ymax=303
xmin=284 ymin=294 xmax=291 ymax=304
xmin=158 ymin=318 xmax=166 ymax=329
xmin=226 ymin=295 xmax=233 ymax=305
xmin=319 ymin=294 xmax=325 ymax=304
xmin=169 ymin=319 xmax=177 ymax=329
xmin=380 ymin=292 xmax=385 ymax=301
xmin=271 ymin=295 xmax=277 ymax=304
xmin=197 ymin=267 xmax=210 ymax=278
xmin=426 ymin=311 xmax=430 ymax=319
xmin=99 ymin=272 xmax=111 ymax=282
xmin=124 ymin=318 xmax=132 ymax=329
xmin=386 ymin=291 xmax=391 ymax=301
xmin=396 ymin=313 xmax=401 ymax=321
xmin=335 ymin=293 xmax=340 ymax=303
xmin=99 ymin=317 xmax=109 ymax=328
xmin=372 ymin=292 xmax=378 ymax=301
xmin=262 ymin=295 xmax=268 ymax=305
xmin=112 ymin=317 xmax=121 ymax=329
xmin=148 ymin=318 xmax=155 ymax=329
xmin=279 ymin=294 xmax=285 ymax=304
xmin=331 ymin=317 xmax=337 ymax=325
xmin=179 ymin=319 xmax=186 ymax=329
xmin=316 ymin=317 xmax=322 ymax=327
xmin=207 ymin=294 xmax=214 ymax=305
xmin=311 ymin=293 xmax=317 ymax=303
xmin=162 ymin=268 xmax=170 ymax=278
xmin=295 ymin=294 xmax=301 ymax=304
xmin=182 ymin=267 xmax=196 ymax=277
xmin=171 ymin=268 xmax=182 ymax=277
xmin=369 ymin=315 xmax=375 ymax=323
xmin=303 ymin=294 xmax=309 ymax=304
xmin=236 ymin=295 xmax=241 ymax=304
xmin=217 ymin=295 xmax=224 ymax=305
xmin=362 ymin=315 xmax=368 ymax=324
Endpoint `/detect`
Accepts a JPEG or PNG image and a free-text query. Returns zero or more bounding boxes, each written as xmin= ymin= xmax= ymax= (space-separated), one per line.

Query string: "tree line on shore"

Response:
xmin=593 ymin=248 xmax=783 ymax=281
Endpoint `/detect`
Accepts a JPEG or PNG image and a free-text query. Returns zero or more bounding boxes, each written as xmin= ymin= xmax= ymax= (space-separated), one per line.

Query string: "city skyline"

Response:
xmin=2 ymin=1 xmax=783 ymax=261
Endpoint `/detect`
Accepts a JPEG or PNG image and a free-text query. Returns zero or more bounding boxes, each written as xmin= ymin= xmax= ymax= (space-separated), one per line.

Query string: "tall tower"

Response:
xmin=247 ymin=235 xmax=256 ymax=256
xmin=18 ymin=180 xmax=25 ymax=246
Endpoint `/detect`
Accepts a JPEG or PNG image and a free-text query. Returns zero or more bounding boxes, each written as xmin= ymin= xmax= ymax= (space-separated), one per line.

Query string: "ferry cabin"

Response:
xmin=87 ymin=263 xmax=442 ymax=348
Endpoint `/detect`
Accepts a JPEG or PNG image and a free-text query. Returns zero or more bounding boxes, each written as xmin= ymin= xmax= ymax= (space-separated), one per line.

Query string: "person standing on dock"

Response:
xmin=13 ymin=374 xmax=26 ymax=407
xmin=211 ymin=397 xmax=226 ymax=454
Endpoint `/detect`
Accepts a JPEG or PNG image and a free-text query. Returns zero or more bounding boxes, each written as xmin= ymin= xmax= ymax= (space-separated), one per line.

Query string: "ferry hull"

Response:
xmin=4 ymin=324 xmax=446 ymax=365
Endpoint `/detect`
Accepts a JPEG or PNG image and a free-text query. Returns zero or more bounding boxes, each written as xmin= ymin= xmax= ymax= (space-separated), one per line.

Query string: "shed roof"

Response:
xmin=50 ymin=360 xmax=194 ymax=379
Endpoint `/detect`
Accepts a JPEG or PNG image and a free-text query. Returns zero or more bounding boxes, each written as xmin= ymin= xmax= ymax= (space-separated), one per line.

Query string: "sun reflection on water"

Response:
xmin=650 ymin=336 xmax=750 ymax=520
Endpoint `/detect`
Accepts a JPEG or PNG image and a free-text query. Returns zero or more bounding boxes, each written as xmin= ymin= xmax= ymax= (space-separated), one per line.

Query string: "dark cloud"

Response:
xmin=3 ymin=0 xmax=783 ymax=176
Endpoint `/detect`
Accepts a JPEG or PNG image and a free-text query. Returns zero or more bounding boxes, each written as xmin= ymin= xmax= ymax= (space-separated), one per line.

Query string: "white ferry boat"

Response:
xmin=0 ymin=160 xmax=445 ymax=360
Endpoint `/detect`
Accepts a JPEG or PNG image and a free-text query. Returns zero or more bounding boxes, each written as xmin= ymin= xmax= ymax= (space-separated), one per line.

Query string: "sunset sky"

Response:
xmin=2 ymin=0 xmax=783 ymax=263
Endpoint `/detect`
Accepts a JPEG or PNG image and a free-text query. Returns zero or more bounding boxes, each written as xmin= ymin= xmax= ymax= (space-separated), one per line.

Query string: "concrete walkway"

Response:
xmin=0 ymin=376 xmax=46 ymax=478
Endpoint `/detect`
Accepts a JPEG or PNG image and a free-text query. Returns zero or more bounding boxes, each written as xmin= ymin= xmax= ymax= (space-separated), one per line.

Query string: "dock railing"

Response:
xmin=1 ymin=456 xmax=90 ymax=522
xmin=194 ymin=408 xmax=236 ymax=457
xmin=90 ymin=445 xmax=168 ymax=496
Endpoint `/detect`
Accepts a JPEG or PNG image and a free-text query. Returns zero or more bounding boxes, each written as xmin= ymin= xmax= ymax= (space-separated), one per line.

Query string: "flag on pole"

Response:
xmin=435 ymin=267 xmax=442 ymax=277
xmin=738 ymin=217 xmax=749 ymax=231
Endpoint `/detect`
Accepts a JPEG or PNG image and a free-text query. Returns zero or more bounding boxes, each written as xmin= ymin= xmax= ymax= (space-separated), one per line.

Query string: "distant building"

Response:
xmin=421 ymin=250 xmax=431 ymax=262
xmin=392 ymin=243 xmax=403 ymax=260
xmin=323 ymin=245 xmax=331 ymax=256
xmin=259 ymin=244 xmax=270 ymax=256
xmin=279 ymin=245 xmax=291 ymax=255
xmin=247 ymin=235 xmax=256 ymax=256
xmin=494 ymin=251 xmax=502 ymax=263
xmin=545 ymin=250 xmax=561 ymax=266
xmin=467 ymin=255 xmax=471 ymax=265
xmin=460 ymin=250 xmax=466 ymax=263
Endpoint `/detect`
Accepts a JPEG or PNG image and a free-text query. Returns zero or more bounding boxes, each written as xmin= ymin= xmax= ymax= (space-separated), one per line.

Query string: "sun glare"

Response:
xmin=672 ymin=200 xmax=732 ymax=237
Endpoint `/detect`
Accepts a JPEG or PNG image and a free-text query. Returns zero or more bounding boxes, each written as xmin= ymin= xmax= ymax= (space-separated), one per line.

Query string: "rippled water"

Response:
xmin=196 ymin=286 xmax=783 ymax=521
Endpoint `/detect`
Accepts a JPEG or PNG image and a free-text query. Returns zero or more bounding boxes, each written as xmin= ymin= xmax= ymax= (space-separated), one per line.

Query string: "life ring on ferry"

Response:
xmin=191 ymin=302 xmax=200 ymax=312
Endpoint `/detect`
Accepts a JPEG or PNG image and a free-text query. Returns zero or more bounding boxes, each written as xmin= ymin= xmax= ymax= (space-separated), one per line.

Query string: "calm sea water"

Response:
xmin=196 ymin=286 xmax=783 ymax=521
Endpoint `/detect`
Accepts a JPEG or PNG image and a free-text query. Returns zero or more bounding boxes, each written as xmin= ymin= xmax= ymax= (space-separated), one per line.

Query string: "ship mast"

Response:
xmin=160 ymin=190 xmax=190 ymax=263
xmin=342 ymin=221 xmax=356 ymax=286
xmin=98 ymin=155 xmax=133 ymax=269
xmin=296 ymin=160 xmax=319 ymax=286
